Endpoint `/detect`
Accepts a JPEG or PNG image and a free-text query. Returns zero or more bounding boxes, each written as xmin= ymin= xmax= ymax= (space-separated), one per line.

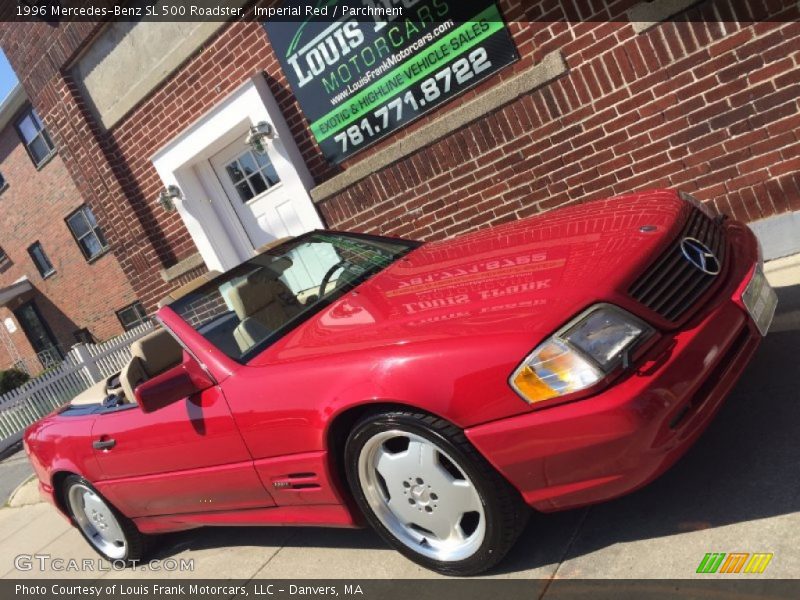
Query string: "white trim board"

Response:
xmin=151 ymin=74 xmax=318 ymax=273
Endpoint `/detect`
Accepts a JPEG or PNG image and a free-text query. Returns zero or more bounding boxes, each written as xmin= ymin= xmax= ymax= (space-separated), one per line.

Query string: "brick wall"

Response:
xmin=0 ymin=118 xmax=137 ymax=372
xmin=0 ymin=0 xmax=798 ymax=313
xmin=318 ymin=1 xmax=800 ymax=240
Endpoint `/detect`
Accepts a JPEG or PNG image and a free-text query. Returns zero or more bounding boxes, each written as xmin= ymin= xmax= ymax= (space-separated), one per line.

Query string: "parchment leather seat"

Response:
xmin=70 ymin=379 xmax=110 ymax=406
xmin=70 ymin=328 xmax=183 ymax=407
xmin=119 ymin=328 xmax=183 ymax=403
xmin=71 ymin=268 xmax=225 ymax=407
xmin=227 ymin=258 xmax=297 ymax=354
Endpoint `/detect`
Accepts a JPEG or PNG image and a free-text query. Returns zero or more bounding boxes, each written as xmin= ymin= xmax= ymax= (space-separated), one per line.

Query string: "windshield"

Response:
xmin=168 ymin=231 xmax=418 ymax=362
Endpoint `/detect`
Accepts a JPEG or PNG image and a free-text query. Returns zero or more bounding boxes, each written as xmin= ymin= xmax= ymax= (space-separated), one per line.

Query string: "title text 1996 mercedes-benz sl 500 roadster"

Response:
xmin=24 ymin=189 xmax=777 ymax=575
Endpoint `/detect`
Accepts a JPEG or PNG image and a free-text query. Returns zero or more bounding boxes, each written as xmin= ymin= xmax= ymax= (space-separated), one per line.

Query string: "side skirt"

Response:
xmin=133 ymin=504 xmax=360 ymax=534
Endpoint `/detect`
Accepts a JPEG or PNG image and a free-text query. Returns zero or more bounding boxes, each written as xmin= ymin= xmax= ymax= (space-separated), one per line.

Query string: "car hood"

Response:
xmin=257 ymin=190 xmax=688 ymax=364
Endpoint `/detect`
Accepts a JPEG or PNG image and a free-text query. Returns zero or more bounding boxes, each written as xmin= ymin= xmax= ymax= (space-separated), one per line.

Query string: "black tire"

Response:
xmin=344 ymin=410 xmax=529 ymax=576
xmin=61 ymin=474 xmax=150 ymax=565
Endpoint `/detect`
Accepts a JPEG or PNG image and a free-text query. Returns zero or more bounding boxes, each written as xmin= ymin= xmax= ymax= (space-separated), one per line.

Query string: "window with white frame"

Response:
xmin=116 ymin=302 xmax=148 ymax=331
xmin=66 ymin=205 xmax=108 ymax=260
xmin=15 ymin=108 xmax=55 ymax=167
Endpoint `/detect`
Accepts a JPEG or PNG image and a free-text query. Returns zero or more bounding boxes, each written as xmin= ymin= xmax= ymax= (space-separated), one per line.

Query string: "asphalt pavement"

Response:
xmin=0 ymin=256 xmax=797 ymax=582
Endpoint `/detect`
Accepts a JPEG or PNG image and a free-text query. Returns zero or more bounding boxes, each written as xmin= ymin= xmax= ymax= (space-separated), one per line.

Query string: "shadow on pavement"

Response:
xmin=155 ymin=523 xmax=386 ymax=559
xmin=151 ymin=285 xmax=800 ymax=575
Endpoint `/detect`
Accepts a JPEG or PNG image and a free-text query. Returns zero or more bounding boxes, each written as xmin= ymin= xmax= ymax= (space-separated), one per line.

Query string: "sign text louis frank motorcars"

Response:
xmin=263 ymin=0 xmax=518 ymax=163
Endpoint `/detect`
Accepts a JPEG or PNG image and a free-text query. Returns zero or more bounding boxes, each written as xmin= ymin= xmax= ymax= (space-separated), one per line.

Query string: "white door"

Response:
xmin=209 ymin=138 xmax=322 ymax=252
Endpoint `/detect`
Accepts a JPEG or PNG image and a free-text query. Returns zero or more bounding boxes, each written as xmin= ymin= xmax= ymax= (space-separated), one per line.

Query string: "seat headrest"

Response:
xmin=251 ymin=255 xmax=294 ymax=277
xmin=130 ymin=328 xmax=183 ymax=377
xmin=227 ymin=274 xmax=282 ymax=321
xmin=267 ymin=256 xmax=293 ymax=276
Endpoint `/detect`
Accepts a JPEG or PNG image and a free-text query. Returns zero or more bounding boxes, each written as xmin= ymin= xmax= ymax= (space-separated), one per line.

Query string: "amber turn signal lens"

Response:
xmin=512 ymin=365 xmax=560 ymax=403
xmin=510 ymin=339 xmax=603 ymax=405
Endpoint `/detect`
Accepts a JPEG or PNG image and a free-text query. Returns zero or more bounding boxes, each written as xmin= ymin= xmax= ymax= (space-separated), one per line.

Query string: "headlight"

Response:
xmin=679 ymin=191 xmax=717 ymax=219
xmin=510 ymin=305 xmax=653 ymax=405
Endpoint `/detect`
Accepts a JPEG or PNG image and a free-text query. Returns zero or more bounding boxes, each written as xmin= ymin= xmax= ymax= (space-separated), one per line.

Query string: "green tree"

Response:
xmin=0 ymin=368 xmax=30 ymax=394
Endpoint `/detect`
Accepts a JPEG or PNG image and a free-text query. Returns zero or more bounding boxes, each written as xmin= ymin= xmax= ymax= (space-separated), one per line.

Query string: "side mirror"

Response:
xmin=135 ymin=356 xmax=214 ymax=413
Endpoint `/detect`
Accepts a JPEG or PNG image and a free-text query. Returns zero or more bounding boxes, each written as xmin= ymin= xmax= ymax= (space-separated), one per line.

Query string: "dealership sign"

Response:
xmin=263 ymin=0 xmax=518 ymax=163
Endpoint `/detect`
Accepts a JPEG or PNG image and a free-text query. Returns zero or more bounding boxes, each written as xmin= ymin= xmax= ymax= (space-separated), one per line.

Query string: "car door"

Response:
xmin=89 ymin=384 xmax=274 ymax=518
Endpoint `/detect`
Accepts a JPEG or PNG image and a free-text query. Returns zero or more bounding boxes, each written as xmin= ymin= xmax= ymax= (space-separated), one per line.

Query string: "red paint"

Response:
xmin=90 ymin=381 xmax=273 ymax=518
xmin=23 ymin=190 xmax=764 ymax=535
xmin=135 ymin=352 xmax=215 ymax=413
xmin=134 ymin=504 xmax=359 ymax=534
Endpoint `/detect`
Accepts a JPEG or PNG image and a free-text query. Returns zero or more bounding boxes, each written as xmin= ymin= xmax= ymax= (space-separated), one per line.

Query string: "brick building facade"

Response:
xmin=0 ymin=0 xmax=797 ymax=315
xmin=0 ymin=86 xmax=138 ymax=373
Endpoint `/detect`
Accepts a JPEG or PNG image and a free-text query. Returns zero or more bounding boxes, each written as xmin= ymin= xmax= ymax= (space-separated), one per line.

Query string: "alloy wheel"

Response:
xmin=67 ymin=483 xmax=128 ymax=560
xmin=357 ymin=429 xmax=486 ymax=562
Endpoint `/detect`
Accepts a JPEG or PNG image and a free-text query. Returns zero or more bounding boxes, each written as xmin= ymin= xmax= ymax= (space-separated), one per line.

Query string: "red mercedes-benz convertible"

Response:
xmin=23 ymin=189 xmax=776 ymax=575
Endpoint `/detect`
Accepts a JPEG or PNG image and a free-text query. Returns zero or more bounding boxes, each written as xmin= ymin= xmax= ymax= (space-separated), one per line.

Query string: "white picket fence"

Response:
xmin=0 ymin=321 xmax=155 ymax=453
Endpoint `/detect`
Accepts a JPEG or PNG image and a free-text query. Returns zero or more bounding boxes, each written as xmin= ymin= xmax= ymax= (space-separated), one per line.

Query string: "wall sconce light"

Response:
xmin=245 ymin=121 xmax=275 ymax=155
xmin=157 ymin=185 xmax=182 ymax=212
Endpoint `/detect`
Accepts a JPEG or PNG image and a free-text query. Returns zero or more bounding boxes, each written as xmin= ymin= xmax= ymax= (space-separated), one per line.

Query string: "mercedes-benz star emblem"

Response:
xmin=680 ymin=237 xmax=720 ymax=275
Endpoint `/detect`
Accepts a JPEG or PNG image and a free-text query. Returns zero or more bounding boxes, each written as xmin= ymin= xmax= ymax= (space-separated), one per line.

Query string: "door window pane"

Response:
xmin=254 ymin=151 xmax=281 ymax=186
xmin=238 ymin=152 xmax=259 ymax=177
xmin=249 ymin=173 xmax=268 ymax=195
xmin=235 ymin=181 xmax=254 ymax=202
xmin=223 ymin=149 xmax=281 ymax=203
xmin=226 ymin=162 xmax=245 ymax=183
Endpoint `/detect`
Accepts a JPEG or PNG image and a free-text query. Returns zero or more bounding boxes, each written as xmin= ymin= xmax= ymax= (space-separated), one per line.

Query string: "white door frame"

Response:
xmin=151 ymin=74 xmax=320 ymax=272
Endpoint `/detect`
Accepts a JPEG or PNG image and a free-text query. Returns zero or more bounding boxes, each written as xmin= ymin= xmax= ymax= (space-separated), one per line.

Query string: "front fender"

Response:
xmin=25 ymin=413 xmax=102 ymax=492
xmin=222 ymin=332 xmax=535 ymax=462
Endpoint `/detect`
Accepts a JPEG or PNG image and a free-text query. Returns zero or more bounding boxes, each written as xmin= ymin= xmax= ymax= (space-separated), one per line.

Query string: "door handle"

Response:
xmin=92 ymin=438 xmax=116 ymax=450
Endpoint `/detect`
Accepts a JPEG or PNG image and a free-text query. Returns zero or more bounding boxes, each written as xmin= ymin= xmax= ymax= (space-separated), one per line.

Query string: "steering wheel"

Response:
xmin=319 ymin=261 xmax=349 ymax=297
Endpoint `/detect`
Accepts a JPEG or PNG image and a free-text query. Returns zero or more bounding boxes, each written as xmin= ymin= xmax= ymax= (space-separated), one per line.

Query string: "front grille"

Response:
xmin=629 ymin=208 xmax=726 ymax=322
